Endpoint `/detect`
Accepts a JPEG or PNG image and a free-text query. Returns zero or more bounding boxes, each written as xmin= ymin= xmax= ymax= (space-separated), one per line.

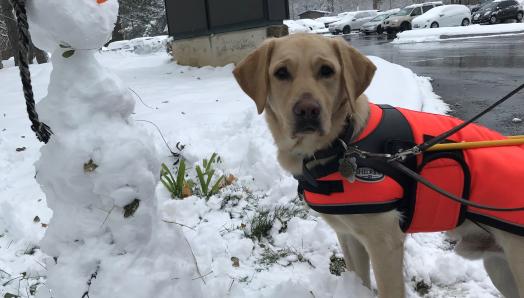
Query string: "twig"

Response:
xmin=81 ymin=262 xmax=100 ymax=298
xmin=191 ymin=270 xmax=213 ymax=281
xmin=100 ymin=205 xmax=115 ymax=228
xmin=182 ymin=234 xmax=206 ymax=285
xmin=33 ymin=258 xmax=48 ymax=271
xmin=134 ymin=119 xmax=182 ymax=160
xmin=128 ymin=87 xmax=156 ymax=110
xmin=161 ymin=219 xmax=196 ymax=231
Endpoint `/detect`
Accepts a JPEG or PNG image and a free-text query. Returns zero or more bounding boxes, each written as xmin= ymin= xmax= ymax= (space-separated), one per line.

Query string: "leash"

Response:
xmin=390 ymin=83 xmax=524 ymax=161
xmin=12 ymin=0 xmax=52 ymax=143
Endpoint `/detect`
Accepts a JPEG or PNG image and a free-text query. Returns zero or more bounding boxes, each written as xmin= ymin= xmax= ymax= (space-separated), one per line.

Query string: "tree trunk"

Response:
xmin=33 ymin=46 xmax=48 ymax=64
xmin=0 ymin=0 xmax=19 ymax=66
xmin=111 ymin=15 xmax=124 ymax=42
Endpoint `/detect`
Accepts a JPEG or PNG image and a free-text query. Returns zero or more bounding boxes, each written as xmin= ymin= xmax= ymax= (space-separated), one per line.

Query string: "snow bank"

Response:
xmin=392 ymin=23 xmax=524 ymax=44
xmin=1 ymin=40 xmax=501 ymax=297
xmin=367 ymin=56 xmax=448 ymax=114
xmin=104 ymin=35 xmax=169 ymax=54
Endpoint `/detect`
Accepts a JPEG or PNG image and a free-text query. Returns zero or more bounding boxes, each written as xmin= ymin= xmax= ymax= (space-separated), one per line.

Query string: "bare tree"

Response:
xmin=0 ymin=0 xmax=19 ymax=65
xmin=0 ymin=0 xmax=48 ymax=65
xmin=0 ymin=13 xmax=7 ymax=68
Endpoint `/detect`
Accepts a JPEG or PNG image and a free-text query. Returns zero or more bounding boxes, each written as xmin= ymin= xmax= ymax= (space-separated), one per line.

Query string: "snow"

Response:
xmin=284 ymin=19 xmax=327 ymax=34
xmin=104 ymin=35 xmax=170 ymax=54
xmin=393 ymin=23 xmax=524 ymax=44
xmin=0 ymin=30 xmax=502 ymax=298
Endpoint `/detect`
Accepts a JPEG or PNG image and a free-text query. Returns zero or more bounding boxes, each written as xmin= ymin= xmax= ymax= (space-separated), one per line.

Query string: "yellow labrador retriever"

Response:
xmin=233 ymin=33 xmax=524 ymax=298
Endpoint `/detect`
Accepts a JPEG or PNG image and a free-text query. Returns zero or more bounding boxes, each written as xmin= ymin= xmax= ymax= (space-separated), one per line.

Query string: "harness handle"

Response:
xmin=12 ymin=0 xmax=52 ymax=143
xmin=391 ymin=82 xmax=524 ymax=161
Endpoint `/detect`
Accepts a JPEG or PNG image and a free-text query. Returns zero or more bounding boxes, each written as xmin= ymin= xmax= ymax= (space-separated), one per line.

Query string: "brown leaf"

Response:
xmin=123 ymin=199 xmax=140 ymax=218
xmin=231 ymin=256 xmax=240 ymax=267
xmin=225 ymin=174 xmax=237 ymax=186
xmin=181 ymin=182 xmax=192 ymax=198
xmin=84 ymin=159 xmax=98 ymax=173
xmin=41 ymin=223 xmax=48 ymax=228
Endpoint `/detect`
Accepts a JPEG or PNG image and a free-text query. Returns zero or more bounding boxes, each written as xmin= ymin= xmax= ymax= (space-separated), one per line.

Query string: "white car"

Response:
xmin=329 ymin=10 xmax=378 ymax=34
xmin=284 ymin=19 xmax=327 ymax=34
xmin=412 ymin=4 xmax=471 ymax=29
xmin=315 ymin=16 xmax=342 ymax=28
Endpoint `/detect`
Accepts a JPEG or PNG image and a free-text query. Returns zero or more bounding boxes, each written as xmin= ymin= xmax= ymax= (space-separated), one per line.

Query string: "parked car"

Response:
xmin=470 ymin=0 xmax=494 ymax=13
xmin=472 ymin=0 xmax=523 ymax=24
xmin=329 ymin=10 xmax=378 ymax=34
xmin=412 ymin=5 xmax=471 ymax=29
xmin=360 ymin=10 xmax=400 ymax=34
xmin=315 ymin=16 xmax=342 ymax=28
xmin=383 ymin=2 xmax=443 ymax=33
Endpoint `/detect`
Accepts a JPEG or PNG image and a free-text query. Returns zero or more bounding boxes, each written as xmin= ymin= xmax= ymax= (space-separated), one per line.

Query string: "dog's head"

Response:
xmin=233 ymin=34 xmax=376 ymax=150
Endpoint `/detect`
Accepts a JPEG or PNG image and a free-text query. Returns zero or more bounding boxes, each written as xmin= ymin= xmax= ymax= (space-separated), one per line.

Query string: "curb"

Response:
xmin=440 ymin=30 xmax=524 ymax=39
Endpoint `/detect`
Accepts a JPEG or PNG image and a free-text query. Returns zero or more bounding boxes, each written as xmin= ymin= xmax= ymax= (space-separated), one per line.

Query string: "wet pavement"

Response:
xmin=344 ymin=34 xmax=524 ymax=135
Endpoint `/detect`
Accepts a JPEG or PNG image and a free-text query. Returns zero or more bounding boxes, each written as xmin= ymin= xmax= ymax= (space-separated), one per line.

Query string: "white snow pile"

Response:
xmin=393 ymin=23 xmax=524 ymax=44
xmin=284 ymin=19 xmax=328 ymax=34
xmin=0 ymin=7 xmax=502 ymax=297
xmin=104 ymin=35 xmax=169 ymax=55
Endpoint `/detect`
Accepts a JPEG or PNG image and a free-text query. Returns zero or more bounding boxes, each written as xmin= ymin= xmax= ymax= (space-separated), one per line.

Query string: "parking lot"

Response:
xmin=343 ymin=33 xmax=524 ymax=135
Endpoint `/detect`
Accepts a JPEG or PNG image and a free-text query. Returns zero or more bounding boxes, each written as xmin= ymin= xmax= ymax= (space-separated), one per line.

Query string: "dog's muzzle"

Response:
xmin=293 ymin=96 xmax=322 ymax=134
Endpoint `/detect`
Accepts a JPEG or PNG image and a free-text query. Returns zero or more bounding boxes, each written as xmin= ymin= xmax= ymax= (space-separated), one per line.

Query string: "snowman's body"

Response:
xmin=27 ymin=1 xmax=202 ymax=297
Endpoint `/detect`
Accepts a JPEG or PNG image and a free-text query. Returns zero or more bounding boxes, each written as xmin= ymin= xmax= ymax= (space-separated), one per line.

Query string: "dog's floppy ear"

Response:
xmin=333 ymin=38 xmax=376 ymax=106
xmin=233 ymin=39 xmax=275 ymax=114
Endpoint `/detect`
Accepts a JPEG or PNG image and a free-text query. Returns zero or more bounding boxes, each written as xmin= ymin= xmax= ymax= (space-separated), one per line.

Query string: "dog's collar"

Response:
xmin=305 ymin=103 xmax=383 ymax=163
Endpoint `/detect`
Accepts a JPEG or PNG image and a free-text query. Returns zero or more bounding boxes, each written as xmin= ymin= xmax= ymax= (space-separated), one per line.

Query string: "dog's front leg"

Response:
xmin=366 ymin=237 xmax=405 ymax=298
xmin=337 ymin=233 xmax=371 ymax=288
xmin=358 ymin=213 xmax=406 ymax=298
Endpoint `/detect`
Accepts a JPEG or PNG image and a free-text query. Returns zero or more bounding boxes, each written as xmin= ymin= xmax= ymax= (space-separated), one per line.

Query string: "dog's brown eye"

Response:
xmin=274 ymin=67 xmax=291 ymax=80
xmin=319 ymin=65 xmax=334 ymax=78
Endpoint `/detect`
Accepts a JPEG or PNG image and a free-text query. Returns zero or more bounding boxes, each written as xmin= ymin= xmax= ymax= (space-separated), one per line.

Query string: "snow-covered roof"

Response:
xmin=298 ymin=10 xmax=331 ymax=16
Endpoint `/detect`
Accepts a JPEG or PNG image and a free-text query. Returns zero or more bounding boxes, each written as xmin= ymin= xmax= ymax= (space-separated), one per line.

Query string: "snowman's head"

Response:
xmin=28 ymin=0 xmax=118 ymax=51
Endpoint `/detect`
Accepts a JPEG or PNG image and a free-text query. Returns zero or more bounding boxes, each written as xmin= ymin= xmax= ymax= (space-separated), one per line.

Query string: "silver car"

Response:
xmin=360 ymin=12 xmax=398 ymax=34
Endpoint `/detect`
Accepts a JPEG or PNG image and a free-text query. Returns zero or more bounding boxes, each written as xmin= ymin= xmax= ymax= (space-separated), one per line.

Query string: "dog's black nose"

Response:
xmin=293 ymin=95 xmax=322 ymax=134
xmin=293 ymin=98 xmax=321 ymax=120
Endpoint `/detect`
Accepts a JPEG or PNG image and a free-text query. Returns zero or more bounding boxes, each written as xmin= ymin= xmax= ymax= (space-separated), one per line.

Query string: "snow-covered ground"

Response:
xmin=393 ymin=23 xmax=524 ymax=44
xmin=0 ymin=40 xmax=502 ymax=297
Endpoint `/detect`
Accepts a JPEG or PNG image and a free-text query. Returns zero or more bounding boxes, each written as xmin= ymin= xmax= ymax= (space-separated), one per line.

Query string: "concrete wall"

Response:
xmin=171 ymin=26 xmax=288 ymax=67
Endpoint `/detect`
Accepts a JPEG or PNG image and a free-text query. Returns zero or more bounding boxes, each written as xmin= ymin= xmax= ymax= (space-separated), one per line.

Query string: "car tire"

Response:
xmin=517 ymin=12 xmax=523 ymax=22
xmin=461 ymin=18 xmax=470 ymax=26
xmin=430 ymin=22 xmax=439 ymax=28
xmin=400 ymin=22 xmax=411 ymax=32
xmin=489 ymin=15 xmax=497 ymax=24
xmin=343 ymin=26 xmax=351 ymax=34
xmin=377 ymin=25 xmax=384 ymax=34
xmin=364 ymin=31 xmax=371 ymax=35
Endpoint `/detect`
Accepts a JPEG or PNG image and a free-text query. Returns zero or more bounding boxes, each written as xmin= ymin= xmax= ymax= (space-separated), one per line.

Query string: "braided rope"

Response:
xmin=11 ymin=0 xmax=52 ymax=143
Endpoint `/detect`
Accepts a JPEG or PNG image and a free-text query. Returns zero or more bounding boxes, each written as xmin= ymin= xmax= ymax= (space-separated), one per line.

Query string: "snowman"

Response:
xmin=25 ymin=0 xmax=203 ymax=297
